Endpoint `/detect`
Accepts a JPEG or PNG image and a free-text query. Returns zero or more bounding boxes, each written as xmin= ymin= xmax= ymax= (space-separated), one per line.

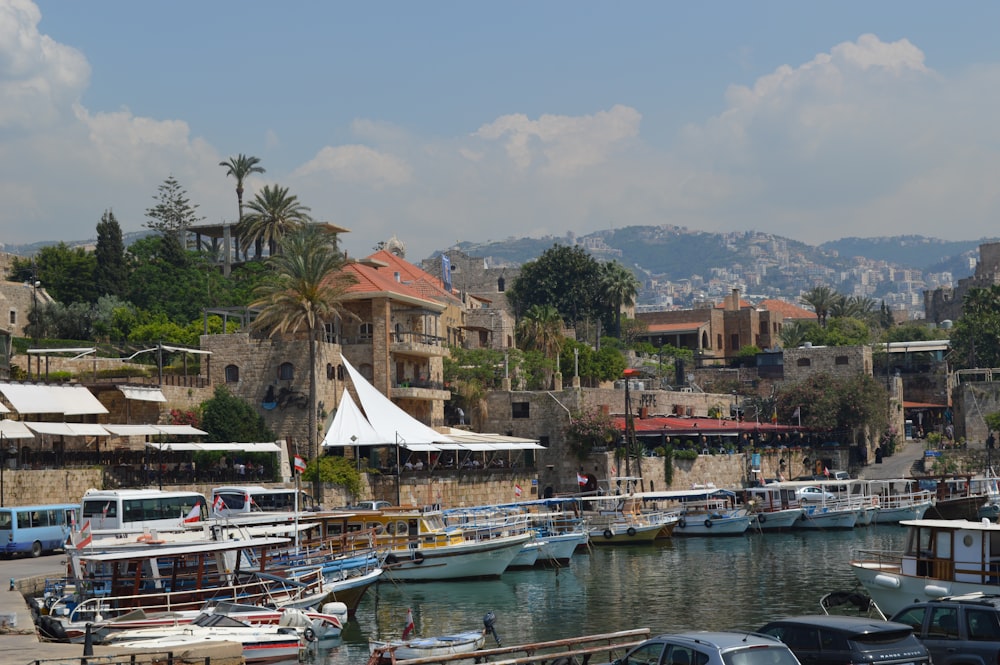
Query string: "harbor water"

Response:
xmin=309 ymin=526 xmax=908 ymax=664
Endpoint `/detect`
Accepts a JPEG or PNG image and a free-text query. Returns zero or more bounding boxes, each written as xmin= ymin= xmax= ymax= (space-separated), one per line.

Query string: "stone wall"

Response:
xmin=782 ymin=345 xmax=872 ymax=384
xmin=0 ymin=468 xmax=103 ymax=507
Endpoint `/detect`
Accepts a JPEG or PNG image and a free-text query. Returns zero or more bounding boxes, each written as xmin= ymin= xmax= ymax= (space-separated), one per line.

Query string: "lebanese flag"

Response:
xmin=76 ymin=520 xmax=92 ymax=550
xmin=294 ymin=455 xmax=307 ymax=474
xmin=212 ymin=495 xmax=226 ymax=514
xmin=823 ymin=467 xmax=830 ymax=477
xmin=183 ymin=504 xmax=201 ymax=523
xmin=402 ymin=608 xmax=415 ymax=640
xmin=514 ymin=484 xmax=523 ymax=497
xmin=577 ymin=473 xmax=587 ymax=486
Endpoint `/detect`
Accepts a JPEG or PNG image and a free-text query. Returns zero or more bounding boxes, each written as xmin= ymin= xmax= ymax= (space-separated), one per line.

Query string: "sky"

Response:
xmin=4 ymin=1 xmax=1000 ymax=262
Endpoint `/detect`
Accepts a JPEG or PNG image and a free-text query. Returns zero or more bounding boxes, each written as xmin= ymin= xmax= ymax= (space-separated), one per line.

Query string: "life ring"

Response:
xmin=678 ymin=518 xmax=686 ymax=529
xmin=704 ymin=519 xmax=713 ymax=529
xmin=385 ymin=554 xmax=399 ymax=566
xmin=603 ymin=529 xmax=614 ymax=540
xmin=303 ymin=627 xmax=317 ymax=642
xmin=626 ymin=527 xmax=637 ymax=537
xmin=757 ymin=514 xmax=767 ymax=524
xmin=412 ymin=551 xmax=425 ymax=564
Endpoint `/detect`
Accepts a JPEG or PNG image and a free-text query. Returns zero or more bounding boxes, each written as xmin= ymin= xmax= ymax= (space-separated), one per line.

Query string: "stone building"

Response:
xmin=925 ymin=241 xmax=1000 ymax=324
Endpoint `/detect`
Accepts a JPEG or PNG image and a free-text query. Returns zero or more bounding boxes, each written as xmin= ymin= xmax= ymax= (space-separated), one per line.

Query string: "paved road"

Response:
xmin=858 ymin=439 xmax=926 ymax=480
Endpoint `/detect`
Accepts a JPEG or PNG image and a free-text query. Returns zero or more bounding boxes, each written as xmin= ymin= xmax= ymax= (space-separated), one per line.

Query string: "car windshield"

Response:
xmin=723 ymin=646 xmax=800 ymax=665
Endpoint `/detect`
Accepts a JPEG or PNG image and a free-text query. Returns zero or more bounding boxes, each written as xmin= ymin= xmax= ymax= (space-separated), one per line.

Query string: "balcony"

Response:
xmin=390 ymin=331 xmax=447 ymax=358
xmin=391 ymin=378 xmax=451 ymax=402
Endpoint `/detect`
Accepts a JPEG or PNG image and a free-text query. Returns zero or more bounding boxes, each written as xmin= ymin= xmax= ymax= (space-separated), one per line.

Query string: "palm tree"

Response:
xmin=219 ymin=154 xmax=265 ymax=257
xmin=249 ymin=224 xmax=356 ymax=498
xmin=800 ymin=286 xmax=838 ymax=328
xmin=600 ymin=262 xmax=641 ymax=338
xmin=239 ymin=185 xmax=312 ymax=258
xmin=778 ymin=320 xmax=812 ymax=348
xmin=517 ymin=304 xmax=565 ymax=359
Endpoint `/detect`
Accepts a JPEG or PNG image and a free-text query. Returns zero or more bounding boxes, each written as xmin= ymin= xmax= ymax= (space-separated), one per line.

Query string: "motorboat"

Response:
xmin=83 ymin=600 xmax=345 ymax=644
xmin=866 ymin=479 xmax=935 ymax=524
xmin=368 ymin=609 xmax=500 ymax=663
xmin=107 ymin=613 xmax=305 ymax=663
xmin=764 ymin=480 xmax=858 ymax=529
xmin=578 ymin=495 xmax=669 ymax=544
xmin=744 ymin=485 xmax=806 ymax=531
xmin=635 ymin=488 xmax=750 ymax=536
xmin=851 ymin=517 xmax=1000 ymax=615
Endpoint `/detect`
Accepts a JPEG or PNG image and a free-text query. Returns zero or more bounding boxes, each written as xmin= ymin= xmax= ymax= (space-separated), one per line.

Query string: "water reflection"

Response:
xmin=309 ymin=528 xmax=906 ymax=664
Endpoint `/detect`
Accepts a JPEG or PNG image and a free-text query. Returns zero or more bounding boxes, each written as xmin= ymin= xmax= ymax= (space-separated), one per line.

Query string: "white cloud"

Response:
xmin=291 ymin=145 xmax=412 ymax=187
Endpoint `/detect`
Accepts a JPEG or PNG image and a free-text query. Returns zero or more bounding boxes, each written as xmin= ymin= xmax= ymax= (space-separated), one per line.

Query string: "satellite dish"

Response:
xmin=686 ymin=374 xmax=695 ymax=383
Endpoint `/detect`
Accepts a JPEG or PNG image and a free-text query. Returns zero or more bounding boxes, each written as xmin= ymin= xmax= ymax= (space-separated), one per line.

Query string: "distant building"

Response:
xmin=924 ymin=241 xmax=1000 ymax=324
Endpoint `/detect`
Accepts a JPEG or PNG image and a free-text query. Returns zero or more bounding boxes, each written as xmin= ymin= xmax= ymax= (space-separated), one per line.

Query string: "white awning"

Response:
xmin=401 ymin=443 xmax=441 ymax=452
xmin=23 ymin=422 xmax=110 ymax=437
xmin=102 ymin=424 xmax=207 ymax=437
xmin=0 ymin=420 xmax=34 ymax=439
xmin=0 ymin=402 xmax=8 ymax=414
xmin=0 ymin=383 xmax=109 ymax=415
xmin=440 ymin=428 xmax=546 ymax=450
xmin=143 ymin=441 xmax=281 ymax=452
xmin=117 ymin=386 xmax=167 ymax=402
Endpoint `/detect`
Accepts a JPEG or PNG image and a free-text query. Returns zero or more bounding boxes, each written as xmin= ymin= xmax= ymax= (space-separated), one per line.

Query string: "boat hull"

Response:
xmin=369 ymin=630 xmax=486 ymax=661
xmin=872 ymin=502 xmax=933 ymax=524
xmin=796 ymin=506 xmax=857 ymax=529
xmin=111 ymin=628 xmax=303 ymax=663
xmin=588 ymin=522 xmax=662 ymax=545
xmin=383 ymin=532 xmax=531 ymax=581
xmin=750 ymin=509 xmax=803 ymax=531
xmin=674 ymin=515 xmax=750 ymax=536
xmin=537 ymin=532 xmax=587 ymax=564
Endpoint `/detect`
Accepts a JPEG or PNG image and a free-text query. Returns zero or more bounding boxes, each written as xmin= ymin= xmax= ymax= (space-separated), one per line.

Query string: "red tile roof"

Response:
xmin=758 ymin=299 xmax=817 ymax=320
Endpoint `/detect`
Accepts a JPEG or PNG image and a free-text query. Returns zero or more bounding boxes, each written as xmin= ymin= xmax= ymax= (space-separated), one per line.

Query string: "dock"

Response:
xmin=368 ymin=627 xmax=651 ymax=664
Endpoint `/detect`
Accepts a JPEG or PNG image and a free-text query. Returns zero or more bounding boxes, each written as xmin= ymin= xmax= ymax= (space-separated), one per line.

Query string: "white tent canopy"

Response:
xmin=321 ymin=390 xmax=387 ymax=448
xmin=117 ymin=386 xmax=167 ymax=402
xmin=0 ymin=383 xmax=109 ymax=415
xmin=0 ymin=419 xmax=34 ymax=439
xmin=23 ymin=422 xmax=111 ymax=437
xmin=340 ymin=355 xmax=453 ymax=447
xmin=102 ymin=424 xmax=208 ymax=437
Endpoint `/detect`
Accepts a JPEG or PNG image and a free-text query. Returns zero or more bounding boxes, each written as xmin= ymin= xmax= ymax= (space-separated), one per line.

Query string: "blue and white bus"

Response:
xmin=0 ymin=503 xmax=79 ymax=558
xmin=81 ymin=489 xmax=207 ymax=533
xmin=211 ymin=485 xmax=316 ymax=518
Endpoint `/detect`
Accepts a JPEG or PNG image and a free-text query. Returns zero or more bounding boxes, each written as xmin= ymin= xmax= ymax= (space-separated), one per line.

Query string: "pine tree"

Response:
xmin=144 ymin=175 xmax=205 ymax=236
xmin=95 ymin=209 xmax=126 ymax=298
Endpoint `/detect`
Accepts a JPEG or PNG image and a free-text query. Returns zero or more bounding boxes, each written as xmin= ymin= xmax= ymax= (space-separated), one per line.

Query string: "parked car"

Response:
xmin=353 ymin=500 xmax=392 ymax=510
xmin=757 ymin=616 xmax=930 ymax=665
xmin=891 ymin=593 xmax=1000 ymax=665
xmin=605 ymin=631 xmax=801 ymax=665
xmin=795 ymin=486 xmax=838 ymax=503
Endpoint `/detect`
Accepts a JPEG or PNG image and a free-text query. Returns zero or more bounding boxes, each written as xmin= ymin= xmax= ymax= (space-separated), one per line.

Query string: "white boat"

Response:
xmin=851 ymin=517 xmax=1000 ymax=616
xmin=579 ymin=495 xmax=668 ymax=544
xmin=866 ymin=479 xmax=935 ymax=524
xmin=508 ymin=538 xmax=542 ymax=568
xmin=86 ymin=601 xmax=345 ymax=644
xmin=797 ymin=502 xmax=859 ymax=529
xmin=744 ymin=485 xmax=805 ymax=531
xmin=107 ymin=613 xmax=305 ymax=663
xmin=763 ymin=480 xmax=859 ymax=530
xmin=635 ymin=488 xmax=750 ymax=536
xmin=369 ymin=628 xmax=487 ymax=661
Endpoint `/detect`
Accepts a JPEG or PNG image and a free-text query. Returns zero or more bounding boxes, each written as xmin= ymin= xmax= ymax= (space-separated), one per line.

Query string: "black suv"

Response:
xmin=757 ymin=616 xmax=931 ymax=665
xmin=891 ymin=593 xmax=1000 ymax=665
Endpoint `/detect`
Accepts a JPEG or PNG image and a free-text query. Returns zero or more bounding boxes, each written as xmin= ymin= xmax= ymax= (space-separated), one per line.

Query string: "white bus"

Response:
xmin=81 ymin=489 xmax=207 ymax=533
xmin=0 ymin=503 xmax=79 ymax=558
xmin=211 ymin=485 xmax=316 ymax=518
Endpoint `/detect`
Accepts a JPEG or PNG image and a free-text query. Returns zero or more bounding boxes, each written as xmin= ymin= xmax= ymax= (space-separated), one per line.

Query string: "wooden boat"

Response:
xmin=743 ymin=485 xmax=805 ymax=531
xmin=107 ymin=613 xmax=304 ymax=663
xmin=580 ymin=495 xmax=670 ymax=545
xmin=369 ymin=629 xmax=487 ymax=661
xmin=36 ymin=537 xmax=335 ymax=642
xmin=636 ymin=488 xmax=750 ymax=536
xmin=851 ymin=517 xmax=1000 ymax=615
xmin=922 ymin=475 xmax=994 ymax=521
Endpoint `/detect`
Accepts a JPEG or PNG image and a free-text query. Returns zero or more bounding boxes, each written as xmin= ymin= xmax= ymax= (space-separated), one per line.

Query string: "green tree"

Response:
xmin=126 ymin=235 xmax=212 ymax=322
xmin=951 ymin=285 xmax=1000 ymax=369
xmin=779 ymin=320 xmax=822 ymax=348
xmin=144 ymin=175 xmax=205 ymax=236
xmin=564 ymin=407 xmax=619 ymax=460
xmin=818 ymin=317 xmax=872 ymax=346
xmin=800 ymin=286 xmax=838 ymax=328
xmin=94 ymin=210 xmax=127 ymax=299
xmin=776 ymin=373 xmax=887 ymax=443
xmin=219 ymin=154 xmax=266 ymax=255
xmin=599 ymin=261 xmax=641 ymax=338
xmin=506 ymin=244 xmax=602 ymax=324
xmin=516 ymin=304 xmax=565 ymax=358
xmin=239 ymin=184 xmax=312 ymax=257
xmin=302 ymin=455 xmax=364 ymax=499
xmin=886 ymin=322 xmax=939 ymax=343
xmin=249 ymin=225 xmax=356 ymax=495
xmin=200 ymin=385 xmax=275 ymax=442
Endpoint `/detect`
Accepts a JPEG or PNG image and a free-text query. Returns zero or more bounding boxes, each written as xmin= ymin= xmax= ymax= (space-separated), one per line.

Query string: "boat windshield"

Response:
xmin=904 ymin=525 xmax=933 ymax=557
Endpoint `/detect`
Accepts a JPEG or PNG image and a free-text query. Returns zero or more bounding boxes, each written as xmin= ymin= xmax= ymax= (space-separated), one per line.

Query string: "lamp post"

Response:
xmin=0 ymin=432 xmax=5 ymax=508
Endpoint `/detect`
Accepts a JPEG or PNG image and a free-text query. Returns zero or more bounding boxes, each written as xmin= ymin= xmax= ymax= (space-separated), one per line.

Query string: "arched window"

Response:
xmin=326 ymin=363 xmax=335 ymax=380
xmin=497 ymin=276 xmax=505 ymax=292
xmin=337 ymin=365 xmax=345 ymax=380
xmin=278 ymin=362 xmax=295 ymax=381
xmin=224 ymin=364 xmax=240 ymax=383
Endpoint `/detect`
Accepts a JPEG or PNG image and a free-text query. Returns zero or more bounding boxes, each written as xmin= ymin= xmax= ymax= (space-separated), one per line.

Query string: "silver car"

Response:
xmin=608 ymin=631 xmax=801 ymax=665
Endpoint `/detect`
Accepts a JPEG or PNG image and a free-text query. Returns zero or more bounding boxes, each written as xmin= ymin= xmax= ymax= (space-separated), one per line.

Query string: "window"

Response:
xmin=797 ymin=358 xmax=811 ymax=367
xmin=8 ymin=310 xmax=14 ymax=325
xmin=326 ymin=363 xmax=335 ymax=380
xmin=359 ymin=323 xmax=373 ymax=341
xmin=324 ymin=321 xmax=337 ymax=343
xmin=835 ymin=356 xmax=849 ymax=365
xmin=224 ymin=364 xmax=240 ymax=383
xmin=967 ymin=608 xmax=1000 ymax=640
xmin=512 ymin=402 xmax=530 ymax=419
xmin=621 ymin=641 xmax=666 ymax=665
xmin=929 ymin=607 xmax=960 ymax=638
xmin=278 ymin=362 xmax=294 ymax=381
xmin=892 ymin=606 xmax=926 ymax=632
xmin=730 ymin=334 xmax=740 ymax=350
xmin=337 ymin=365 xmax=345 ymax=381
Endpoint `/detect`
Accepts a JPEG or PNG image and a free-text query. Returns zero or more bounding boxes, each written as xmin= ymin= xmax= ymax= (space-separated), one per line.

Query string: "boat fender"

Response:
xmin=603 ymin=529 xmax=614 ymax=540
xmin=385 ymin=554 xmax=399 ymax=566
xmin=873 ymin=574 xmax=900 ymax=589
xmin=626 ymin=527 xmax=637 ymax=537
xmin=303 ymin=627 xmax=317 ymax=642
xmin=412 ymin=551 xmax=425 ymax=564
xmin=704 ymin=519 xmax=713 ymax=529
xmin=38 ymin=615 xmax=67 ymax=641
xmin=757 ymin=514 xmax=766 ymax=524
xmin=678 ymin=518 xmax=686 ymax=529
xmin=925 ymin=584 xmax=950 ymax=598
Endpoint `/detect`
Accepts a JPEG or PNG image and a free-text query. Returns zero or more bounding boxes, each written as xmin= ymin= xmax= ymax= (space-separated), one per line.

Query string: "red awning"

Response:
xmin=612 ymin=415 xmax=799 ymax=436
xmin=903 ymin=401 xmax=948 ymax=409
